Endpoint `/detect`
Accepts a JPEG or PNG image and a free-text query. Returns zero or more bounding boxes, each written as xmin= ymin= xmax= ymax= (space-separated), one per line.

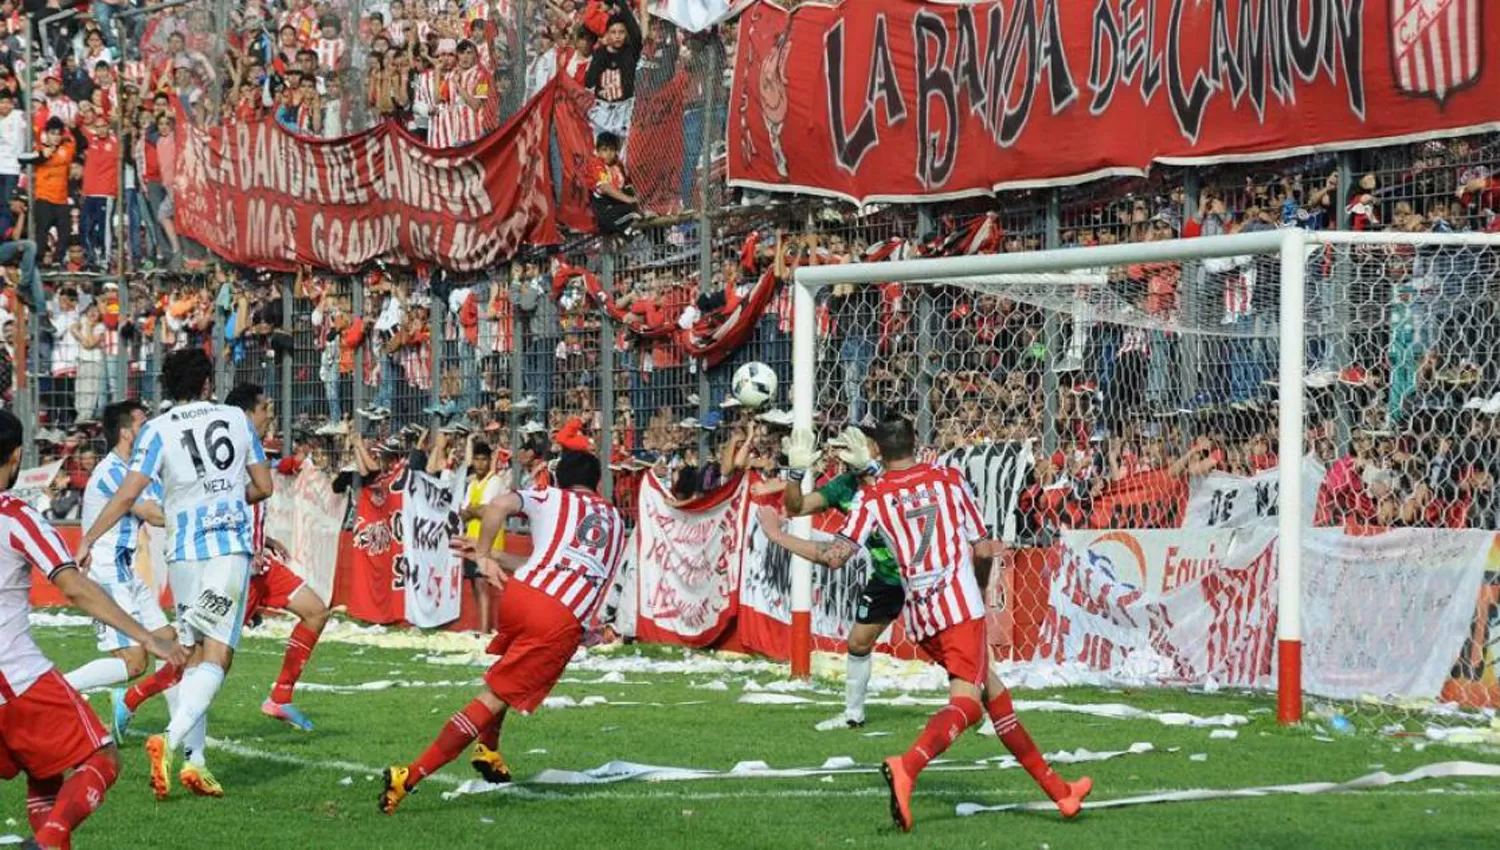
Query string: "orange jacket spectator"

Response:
xmin=34 ymin=134 xmax=75 ymax=205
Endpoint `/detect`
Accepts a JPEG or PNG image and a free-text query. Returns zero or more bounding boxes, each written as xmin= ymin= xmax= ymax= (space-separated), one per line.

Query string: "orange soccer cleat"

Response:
xmin=1056 ymin=776 xmax=1093 ymax=819
xmin=880 ymin=756 xmax=915 ymax=833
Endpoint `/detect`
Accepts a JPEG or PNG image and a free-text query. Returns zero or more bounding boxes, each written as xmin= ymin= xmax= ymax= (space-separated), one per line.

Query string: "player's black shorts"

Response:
xmin=462 ymin=559 xmax=480 ymax=580
xmin=855 ymin=577 xmax=904 ymax=625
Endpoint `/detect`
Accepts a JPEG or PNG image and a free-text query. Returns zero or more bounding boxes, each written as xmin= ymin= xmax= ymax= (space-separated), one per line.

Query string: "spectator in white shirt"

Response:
xmin=72 ymin=300 xmax=106 ymax=424
xmin=0 ymin=91 xmax=25 ymax=235
xmin=50 ymin=287 xmax=82 ymax=428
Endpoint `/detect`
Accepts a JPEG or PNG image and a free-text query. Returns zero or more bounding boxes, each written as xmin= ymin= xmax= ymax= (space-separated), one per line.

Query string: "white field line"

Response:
xmin=142 ymin=731 xmax=1500 ymax=810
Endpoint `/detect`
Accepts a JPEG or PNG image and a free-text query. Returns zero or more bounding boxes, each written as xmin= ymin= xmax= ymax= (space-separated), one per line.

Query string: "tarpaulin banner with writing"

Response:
xmin=263 ymin=465 xmax=345 ymax=603
xmin=728 ymin=0 xmax=1500 ymax=203
xmin=633 ymin=472 xmax=750 ymax=647
xmin=1301 ymin=527 xmax=1491 ymax=701
xmin=1182 ymin=456 xmax=1326 ymax=529
xmin=401 ymin=469 xmax=465 ymax=629
xmin=174 ymin=78 xmax=594 ymax=272
xmin=344 ymin=478 xmax=405 ymax=624
xmin=11 ymin=461 xmax=61 ymax=512
xmin=1044 ymin=528 xmax=1279 ymax=688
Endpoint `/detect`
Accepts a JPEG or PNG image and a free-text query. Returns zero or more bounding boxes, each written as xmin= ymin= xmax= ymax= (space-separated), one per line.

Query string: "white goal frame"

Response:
xmin=791 ymin=228 xmax=1500 ymax=724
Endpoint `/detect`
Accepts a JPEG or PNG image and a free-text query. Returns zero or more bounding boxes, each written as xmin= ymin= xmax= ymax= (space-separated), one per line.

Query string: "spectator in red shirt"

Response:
xmin=80 ymin=113 xmax=121 ymax=271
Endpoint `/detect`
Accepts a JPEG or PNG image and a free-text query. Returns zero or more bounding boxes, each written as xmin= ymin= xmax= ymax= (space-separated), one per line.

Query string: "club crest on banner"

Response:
xmin=1390 ymin=0 xmax=1483 ymax=102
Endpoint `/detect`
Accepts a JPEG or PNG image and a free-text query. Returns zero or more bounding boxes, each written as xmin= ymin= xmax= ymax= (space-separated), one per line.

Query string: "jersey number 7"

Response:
xmin=904 ymin=504 xmax=938 ymax=567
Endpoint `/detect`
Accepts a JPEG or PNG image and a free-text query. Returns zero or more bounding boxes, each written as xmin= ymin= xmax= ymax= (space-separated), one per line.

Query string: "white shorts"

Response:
xmin=168 ymin=554 xmax=253 ymax=650
xmin=94 ymin=578 xmax=170 ymax=653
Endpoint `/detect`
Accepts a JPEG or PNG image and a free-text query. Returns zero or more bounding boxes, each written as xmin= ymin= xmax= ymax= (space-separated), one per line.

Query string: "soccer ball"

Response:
xmin=732 ymin=361 xmax=778 ymax=409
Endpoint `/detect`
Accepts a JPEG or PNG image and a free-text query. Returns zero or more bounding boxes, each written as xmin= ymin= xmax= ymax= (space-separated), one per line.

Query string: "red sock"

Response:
xmin=900 ymin=696 xmax=982 ymax=777
xmin=26 ymin=775 xmax=62 ymax=836
xmin=123 ymin=664 xmax=183 ymax=713
xmin=33 ymin=750 xmax=118 ymax=849
xmin=987 ymin=690 xmax=1069 ymax=801
xmin=271 ymin=622 xmax=322 ymax=704
xmin=407 ymin=700 xmax=496 ymax=788
xmin=478 ymin=711 xmax=504 ymax=751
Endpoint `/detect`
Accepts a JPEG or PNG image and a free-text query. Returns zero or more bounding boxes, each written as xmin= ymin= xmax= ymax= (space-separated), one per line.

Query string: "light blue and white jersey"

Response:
xmin=81 ymin=451 xmax=164 ymax=584
xmin=129 ymin=401 xmax=267 ymax=564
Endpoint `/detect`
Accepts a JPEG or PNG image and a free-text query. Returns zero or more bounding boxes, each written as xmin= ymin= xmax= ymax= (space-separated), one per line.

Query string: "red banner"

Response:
xmin=729 ymin=0 xmax=1500 ymax=203
xmin=344 ymin=480 xmax=405 ymax=624
xmin=174 ymin=79 xmax=596 ymax=273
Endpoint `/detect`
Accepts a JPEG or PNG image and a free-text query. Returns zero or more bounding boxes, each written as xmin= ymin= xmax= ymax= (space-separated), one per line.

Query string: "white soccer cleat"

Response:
xmin=814 ymin=712 xmax=866 ymax=731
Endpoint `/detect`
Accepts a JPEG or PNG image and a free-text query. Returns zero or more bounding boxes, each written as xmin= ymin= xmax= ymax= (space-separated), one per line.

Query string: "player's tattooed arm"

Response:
xmin=755 ymin=505 xmax=854 ymax=568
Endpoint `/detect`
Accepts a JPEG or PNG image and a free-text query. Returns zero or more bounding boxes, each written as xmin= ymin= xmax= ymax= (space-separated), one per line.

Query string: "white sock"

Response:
xmin=184 ymin=714 xmax=208 ymax=767
xmin=846 ymin=652 xmax=873 ymax=721
xmin=161 ymin=661 xmax=181 ymax=719
xmin=166 ymin=663 xmax=224 ymax=752
xmin=64 ymin=657 xmax=130 ymax=692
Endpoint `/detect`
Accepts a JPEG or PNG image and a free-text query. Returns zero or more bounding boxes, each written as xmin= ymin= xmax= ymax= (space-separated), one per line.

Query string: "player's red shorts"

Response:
xmin=244 ymin=557 xmax=307 ymax=624
xmin=0 ymin=669 xmax=111 ymax=780
xmin=918 ymin=618 xmax=988 ymax=688
xmin=482 ymin=580 xmax=582 ymax=714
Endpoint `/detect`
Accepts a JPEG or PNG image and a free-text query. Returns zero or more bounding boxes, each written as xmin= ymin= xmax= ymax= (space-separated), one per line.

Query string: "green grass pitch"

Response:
xmin=7 ymin=619 xmax=1500 ymax=849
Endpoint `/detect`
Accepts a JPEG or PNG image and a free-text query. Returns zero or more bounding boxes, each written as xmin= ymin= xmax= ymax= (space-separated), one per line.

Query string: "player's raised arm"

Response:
xmin=781 ymin=427 xmax=826 ymax=517
xmin=755 ymin=500 xmax=863 ymax=569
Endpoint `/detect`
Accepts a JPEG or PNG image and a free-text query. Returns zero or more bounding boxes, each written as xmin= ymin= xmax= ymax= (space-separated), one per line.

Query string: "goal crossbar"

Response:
xmin=787 ymin=229 xmax=1500 ymax=723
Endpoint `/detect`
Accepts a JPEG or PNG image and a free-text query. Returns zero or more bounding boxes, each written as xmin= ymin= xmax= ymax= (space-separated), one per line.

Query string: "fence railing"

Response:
xmin=10 ymin=13 xmax=1500 ymax=529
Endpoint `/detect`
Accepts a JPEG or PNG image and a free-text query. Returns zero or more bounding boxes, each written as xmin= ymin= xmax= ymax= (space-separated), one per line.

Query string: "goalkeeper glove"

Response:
xmin=833 ymin=425 xmax=881 ymax=478
xmin=781 ymin=427 xmax=820 ymax=480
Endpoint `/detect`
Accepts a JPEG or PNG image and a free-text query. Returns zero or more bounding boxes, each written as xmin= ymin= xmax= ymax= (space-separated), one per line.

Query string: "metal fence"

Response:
xmin=9 ymin=8 xmax=1500 ymax=527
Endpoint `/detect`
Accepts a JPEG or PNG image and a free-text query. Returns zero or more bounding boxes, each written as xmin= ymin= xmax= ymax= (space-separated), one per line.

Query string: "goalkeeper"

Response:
xmin=781 ymin=425 xmax=897 ymax=730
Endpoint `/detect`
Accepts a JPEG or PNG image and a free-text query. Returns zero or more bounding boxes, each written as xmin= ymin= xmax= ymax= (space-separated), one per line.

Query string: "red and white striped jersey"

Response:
xmin=313 ymin=36 xmax=346 ymax=71
xmin=0 ymin=495 xmax=75 ymax=704
xmin=398 ymin=338 xmax=432 ymax=390
xmin=513 ymin=487 xmax=625 ymax=624
xmin=411 ymin=69 xmax=441 ymax=138
xmin=838 ymin=463 xmax=988 ymax=641
xmin=442 ymin=66 xmax=492 ymax=147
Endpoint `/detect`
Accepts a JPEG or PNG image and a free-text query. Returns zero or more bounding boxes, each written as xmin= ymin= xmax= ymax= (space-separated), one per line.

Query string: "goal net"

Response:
xmin=790 ymin=229 xmax=1500 ymax=736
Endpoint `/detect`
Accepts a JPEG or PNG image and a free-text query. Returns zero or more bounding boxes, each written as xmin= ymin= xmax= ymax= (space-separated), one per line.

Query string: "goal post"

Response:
xmin=790 ymin=228 xmax=1500 ymax=727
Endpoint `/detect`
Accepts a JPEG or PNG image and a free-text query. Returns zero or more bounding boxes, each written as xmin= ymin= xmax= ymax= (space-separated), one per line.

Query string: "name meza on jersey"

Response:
xmin=129 ymin=401 xmax=266 ymax=563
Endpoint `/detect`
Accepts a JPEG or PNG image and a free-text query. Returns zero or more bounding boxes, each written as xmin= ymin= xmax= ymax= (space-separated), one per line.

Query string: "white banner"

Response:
xmin=400 ymin=469 xmax=464 ymax=629
xmin=12 ymin=461 xmax=61 ymax=512
xmin=263 ymin=465 xmax=345 ymax=603
xmin=938 ymin=441 xmax=1033 ymax=543
xmin=1049 ymin=527 xmax=1494 ymax=700
xmin=1301 ymin=528 xmax=1491 ymax=700
xmin=1182 ymin=456 xmax=1326 ymax=529
xmin=1045 ymin=528 xmax=1279 ymax=688
xmin=633 ymin=473 xmax=747 ymax=644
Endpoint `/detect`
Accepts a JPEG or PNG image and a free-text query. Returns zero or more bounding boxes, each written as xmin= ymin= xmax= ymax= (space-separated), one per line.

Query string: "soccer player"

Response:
xmin=228 ymin=383 xmax=331 ymax=731
xmin=760 ymin=415 xmax=1092 ymax=833
xmin=62 ymin=400 xmax=180 ymax=736
xmin=0 ymin=409 xmax=189 ymax=850
xmin=379 ymin=449 xmax=625 ymax=814
xmin=76 ymin=348 xmax=273 ymax=801
xmin=779 ymin=425 xmax=897 ymax=730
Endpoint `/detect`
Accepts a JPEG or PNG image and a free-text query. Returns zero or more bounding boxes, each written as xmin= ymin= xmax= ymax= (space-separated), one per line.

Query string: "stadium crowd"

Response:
xmin=0 ymin=0 xmax=1494 ymax=540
